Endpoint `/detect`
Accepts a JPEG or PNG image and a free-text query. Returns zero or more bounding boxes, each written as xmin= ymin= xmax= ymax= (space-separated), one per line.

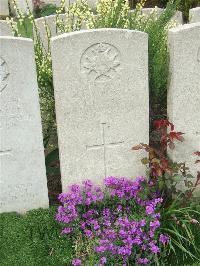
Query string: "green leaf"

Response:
xmin=45 ymin=148 xmax=59 ymax=166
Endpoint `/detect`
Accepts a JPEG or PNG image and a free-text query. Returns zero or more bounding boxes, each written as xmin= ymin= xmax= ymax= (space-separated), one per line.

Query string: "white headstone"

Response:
xmin=189 ymin=7 xmax=200 ymax=23
xmin=65 ymin=0 xmax=97 ymax=10
xmin=168 ymin=23 xmax=200 ymax=182
xmin=0 ymin=0 xmax=9 ymax=17
xmin=0 ymin=37 xmax=49 ymax=213
xmin=0 ymin=20 xmax=13 ymax=36
xmin=129 ymin=8 xmax=183 ymax=25
xmin=35 ymin=14 xmax=86 ymax=50
xmin=42 ymin=0 xmax=61 ymax=6
xmin=172 ymin=11 xmax=183 ymax=25
xmin=142 ymin=7 xmax=163 ymax=17
xmin=10 ymin=0 xmax=33 ymax=15
xmin=51 ymin=29 xmax=149 ymax=189
xmin=35 ymin=15 xmax=65 ymax=51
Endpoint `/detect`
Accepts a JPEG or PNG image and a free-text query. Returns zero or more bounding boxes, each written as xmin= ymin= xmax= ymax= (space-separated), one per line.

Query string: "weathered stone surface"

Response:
xmin=172 ymin=11 xmax=183 ymax=25
xmin=65 ymin=0 xmax=97 ymax=10
xmin=51 ymin=29 xmax=149 ymax=189
xmin=35 ymin=15 xmax=65 ymax=51
xmin=168 ymin=23 xmax=200 ymax=185
xmin=141 ymin=7 xmax=163 ymax=16
xmin=10 ymin=0 xmax=33 ymax=15
xmin=189 ymin=7 xmax=200 ymax=23
xmin=0 ymin=0 xmax=9 ymax=17
xmin=0 ymin=20 xmax=13 ymax=36
xmin=35 ymin=14 xmax=86 ymax=50
xmin=0 ymin=37 xmax=49 ymax=213
xmin=42 ymin=0 xmax=62 ymax=6
xmin=129 ymin=8 xmax=183 ymax=25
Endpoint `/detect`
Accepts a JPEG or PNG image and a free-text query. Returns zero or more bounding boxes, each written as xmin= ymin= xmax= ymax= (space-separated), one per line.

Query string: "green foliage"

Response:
xmin=0 ymin=207 xmax=73 ymax=266
xmin=161 ymin=201 xmax=200 ymax=266
xmin=35 ymin=4 xmax=58 ymax=18
xmin=178 ymin=0 xmax=200 ymax=21
xmin=0 ymin=203 xmax=199 ymax=265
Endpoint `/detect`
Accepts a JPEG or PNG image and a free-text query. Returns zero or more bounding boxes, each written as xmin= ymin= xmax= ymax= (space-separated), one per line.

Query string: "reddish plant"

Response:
xmin=132 ymin=119 xmax=200 ymax=201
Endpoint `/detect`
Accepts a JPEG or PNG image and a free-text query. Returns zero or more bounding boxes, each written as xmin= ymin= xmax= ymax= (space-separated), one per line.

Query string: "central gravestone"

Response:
xmin=51 ymin=29 xmax=149 ymax=189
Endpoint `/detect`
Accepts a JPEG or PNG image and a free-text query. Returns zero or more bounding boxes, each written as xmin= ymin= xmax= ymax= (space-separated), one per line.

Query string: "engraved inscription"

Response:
xmin=0 ymin=57 xmax=9 ymax=93
xmin=80 ymin=43 xmax=121 ymax=83
xmin=86 ymin=123 xmax=124 ymax=177
xmin=0 ymin=149 xmax=11 ymax=157
xmin=0 ymin=183 xmax=36 ymax=207
xmin=0 ymin=97 xmax=23 ymax=129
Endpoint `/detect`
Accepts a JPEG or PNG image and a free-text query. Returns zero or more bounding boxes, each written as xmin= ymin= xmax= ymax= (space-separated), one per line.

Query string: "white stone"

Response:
xmin=141 ymin=7 xmax=164 ymax=17
xmin=0 ymin=0 xmax=9 ymax=17
xmin=0 ymin=20 xmax=13 ymax=36
xmin=35 ymin=14 xmax=65 ymax=51
xmin=0 ymin=37 xmax=49 ymax=213
xmin=129 ymin=8 xmax=183 ymax=25
xmin=189 ymin=7 xmax=200 ymax=23
xmin=42 ymin=0 xmax=62 ymax=6
xmin=172 ymin=11 xmax=183 ymax=25
xmin=168 ymin=23 xmax=200 ymax=182
xmin=65 ymin=0 xmax=97 ymax=10
xmin=10 ymin=0 xmax=33 ymax=15
xmin=51 ymin=29 xmax=149 ymax=189
xmin=35 ymin=14 xmax=86 ymax=50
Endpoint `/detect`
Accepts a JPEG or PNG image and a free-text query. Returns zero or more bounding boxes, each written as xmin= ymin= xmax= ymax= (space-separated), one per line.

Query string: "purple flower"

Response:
xmin=72 ymin=258 xmax=81 ymax=265
xmin=61 ymin=227 xmax=73 ymax=234
xmin=57 ymin=176 xmax=165 ymax=266
xmin=100 ymin=257 xmax=107 ymax=264
xmin=137 ymin=258 xmax=149 ymax=265
xmin=146 ymin=205 xmax=154 ymax=215
xmin=149 ymin=242 xmax=160 ymax=254
xmin=159 ymin=234 xmax=170 ymax=245
xmin=150 ymin=219 xmax=160 ymax=229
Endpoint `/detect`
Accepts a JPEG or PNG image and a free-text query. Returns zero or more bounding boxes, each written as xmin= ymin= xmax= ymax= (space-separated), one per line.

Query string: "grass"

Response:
xmin=0 ymin=205 xmax=199 ymax=265
xmin=0 ymin=207 xmax=73 ymax=266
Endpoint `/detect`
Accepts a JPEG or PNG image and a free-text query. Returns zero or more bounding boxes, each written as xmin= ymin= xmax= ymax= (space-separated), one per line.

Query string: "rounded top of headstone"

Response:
xmin=169 ymin=22 xmax=200 ymax=33
xmin=190 ymin=7 xmax=200 ymax=11
xmin=51 ymin=28 xmax=148 ymax=45
xmin=0 ymin=36 xmax=33 ymax=43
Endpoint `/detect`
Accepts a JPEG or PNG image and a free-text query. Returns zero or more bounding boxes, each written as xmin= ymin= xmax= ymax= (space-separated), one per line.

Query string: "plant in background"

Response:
xmin=132 ymin=119 xmax=200 ymax=203
xmin=56 ymin=177 xmax=171 ymax=265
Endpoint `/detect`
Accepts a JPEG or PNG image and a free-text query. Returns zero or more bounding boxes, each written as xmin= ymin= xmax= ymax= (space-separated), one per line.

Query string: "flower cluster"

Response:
xmin=56 ymin=177 xmax=170 ymax=265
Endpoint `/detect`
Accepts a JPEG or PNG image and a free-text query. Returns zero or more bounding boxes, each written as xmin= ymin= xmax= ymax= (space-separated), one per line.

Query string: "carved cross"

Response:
xmin=86 ymin=123 xmax=124 ymax=177
xmin=0 ymin=149 xmax=11 ymax=157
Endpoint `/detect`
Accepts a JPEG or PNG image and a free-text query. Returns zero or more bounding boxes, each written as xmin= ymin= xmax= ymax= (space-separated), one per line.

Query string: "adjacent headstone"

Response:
xmin=0 ymin=20 xmax=13 ymax=36
xmin=10 ymin=0 xmax=33 ymax=15
xmin=65 ymin=0 xmax=97 ymax=10
xmin=35 ymin=14 xmax=86 ymax=50
xmin=0 ymin=37 xmax=49 ymax=213
xmin=43 ymin=0 xmax=62 ymax=6
xmin=0 ymin=0 xmax=9 ymax=17
xmin=35 ymin=14 xmax=66 ymax=51
xmin=189 ymin=7 xmax=200 ymax=23
xmin=172 ymin=11 xmax=183 ymax=25
xmin=129 ymin=8 xmax=183 ymax=25
xmin=142 ymin=7 xmax=163 ymax=17
xmin=168 ymin=23 xmax=200 ymax=185
xmin=51 ymin=29 xmax=149 ymax=189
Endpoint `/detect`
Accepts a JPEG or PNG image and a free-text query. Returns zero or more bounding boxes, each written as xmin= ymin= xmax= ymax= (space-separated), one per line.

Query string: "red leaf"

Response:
xmin=194 ymin=151 xmax=200 ymax=157
xmin=154 ymin=119 xmax=174 ymax=131
xmin=168 ymin=131 xmax=185 ymax=142
xmin=132 ymin=144 xmax=143 ymax=150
